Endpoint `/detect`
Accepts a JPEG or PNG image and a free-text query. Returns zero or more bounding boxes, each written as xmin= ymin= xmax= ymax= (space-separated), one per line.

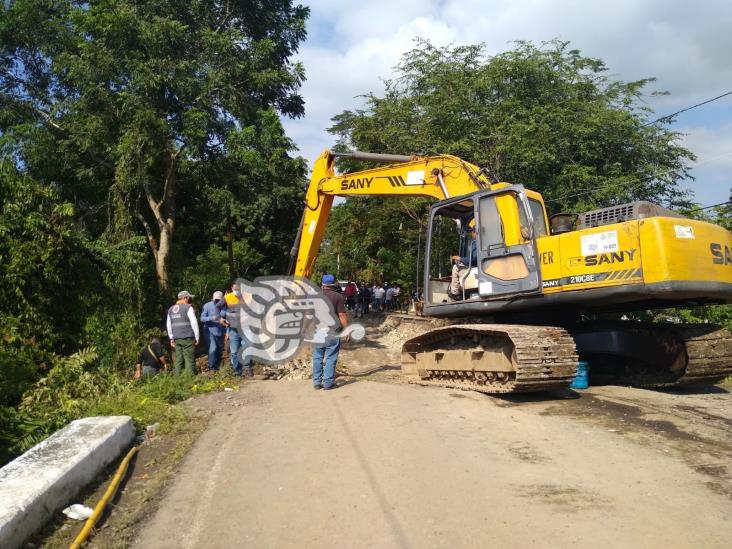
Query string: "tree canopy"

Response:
xmin=0 ymin=1 xmax=310 ymax=461
xmin=317 ymin=40 xmax=698 ymax=284
xmin=1 ymin=0 xmax=309 ymax=291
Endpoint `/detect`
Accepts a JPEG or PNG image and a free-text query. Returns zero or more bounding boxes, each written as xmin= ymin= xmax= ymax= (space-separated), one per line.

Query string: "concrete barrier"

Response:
xmin=0 ymin=416 xmax=135 ymax=549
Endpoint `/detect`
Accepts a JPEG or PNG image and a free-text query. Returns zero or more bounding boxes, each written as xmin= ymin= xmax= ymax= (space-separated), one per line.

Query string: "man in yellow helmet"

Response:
xmin=224 ymin=281 xmax=254 ymax=377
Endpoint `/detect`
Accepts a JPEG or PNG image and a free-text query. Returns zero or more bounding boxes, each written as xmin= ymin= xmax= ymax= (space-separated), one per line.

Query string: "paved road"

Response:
xmin=136 ymin=381 xmax=732 ymax=548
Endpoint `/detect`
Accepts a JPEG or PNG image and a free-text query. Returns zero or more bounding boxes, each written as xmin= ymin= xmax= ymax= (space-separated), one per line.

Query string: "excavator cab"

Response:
xmin=424 ymin=185 xmax=544 ymax=313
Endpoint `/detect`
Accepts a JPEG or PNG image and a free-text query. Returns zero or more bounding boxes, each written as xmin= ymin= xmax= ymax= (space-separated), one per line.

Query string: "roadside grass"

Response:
xmin=3 ymin=347 xmax=241 ymax=464
xmin=21 ymin=364 xmax=242 ymax=547
xmin=93 ymin=373 xmax=239 ymax=434
xmin=68 ymin=371 xmax=240 ymax=436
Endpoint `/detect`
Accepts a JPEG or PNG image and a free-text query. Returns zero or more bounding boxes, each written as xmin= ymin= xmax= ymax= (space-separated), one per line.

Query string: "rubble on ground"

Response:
xmin=260 ymin=314 xmax=437 ymax=380
xmin=375 ymin=314 xmax=439 ymax=348
xmin=261 ymin=354 xmax=313 ymax=381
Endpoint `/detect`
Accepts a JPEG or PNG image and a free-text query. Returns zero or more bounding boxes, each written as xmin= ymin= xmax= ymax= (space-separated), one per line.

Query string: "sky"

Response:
xmin=281 ymin=0 xmax=732 ymax=207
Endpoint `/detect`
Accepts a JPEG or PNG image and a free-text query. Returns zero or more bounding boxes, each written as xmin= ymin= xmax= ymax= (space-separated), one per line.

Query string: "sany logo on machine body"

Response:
xmin=584 ymin=248 xmax=637 ymax=266
xmin=339 ymin=170 xmax=426 ymax=191
xmin=544 ymin=248 xmax=642 ymax=289
xmin=711 ymin=243 xmax=732 ymax=265
xmin=340 ymin=177 xmax=373 ymax=190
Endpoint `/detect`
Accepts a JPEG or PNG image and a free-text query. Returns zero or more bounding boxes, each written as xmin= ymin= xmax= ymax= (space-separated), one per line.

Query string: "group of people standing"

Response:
xmin=134 ymin=282 xmax=254 ymax=379
xmin=343 ymin=281 xmax=402 ymax=318
xmin=134 ymin=276 xmax=352 ymax=390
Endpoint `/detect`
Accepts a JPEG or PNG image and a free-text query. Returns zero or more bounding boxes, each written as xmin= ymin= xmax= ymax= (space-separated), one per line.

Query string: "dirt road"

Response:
xmin=135 ymin=380 xmax=732 ymax=548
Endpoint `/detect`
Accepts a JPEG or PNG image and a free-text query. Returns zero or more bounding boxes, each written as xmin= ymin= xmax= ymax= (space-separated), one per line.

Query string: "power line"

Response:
xmin=688 ymin=200 xmax=731 ymax=212
xmin=540 ymin=92 xmax=732 ymax=207
xmin=547 ymin=149 xmax=732 ymax=205
xmin=642 ymin=90 xmax=732 ymax=127
xmin=547 ymin=172 xmax=669 ymax=204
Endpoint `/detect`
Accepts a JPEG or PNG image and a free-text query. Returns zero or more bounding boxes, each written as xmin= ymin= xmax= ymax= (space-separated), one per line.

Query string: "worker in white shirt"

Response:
xmin=166 ymin=290 xmax=200 ymax=375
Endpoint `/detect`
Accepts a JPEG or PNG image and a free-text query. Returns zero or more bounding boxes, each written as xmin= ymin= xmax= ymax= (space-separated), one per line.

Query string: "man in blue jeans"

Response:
xmin=224 ymin=281 xmax=254 ymax=377
xmin=200 ymin=291 xmax=227 ymax=372
xmin=313 ymin=274 xmax=349 ymax=390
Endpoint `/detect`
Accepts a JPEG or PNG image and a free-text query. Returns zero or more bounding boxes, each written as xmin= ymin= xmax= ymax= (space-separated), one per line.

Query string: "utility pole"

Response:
xmin=415 ymin=218 xmax=422 ymax=294
xmin=227 ymin=219 xmax=235 ymax=281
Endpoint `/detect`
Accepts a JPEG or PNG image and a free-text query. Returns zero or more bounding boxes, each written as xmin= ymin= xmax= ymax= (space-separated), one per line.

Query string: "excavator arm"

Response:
xmin=289 ymin=150 xmax=493 ymax=278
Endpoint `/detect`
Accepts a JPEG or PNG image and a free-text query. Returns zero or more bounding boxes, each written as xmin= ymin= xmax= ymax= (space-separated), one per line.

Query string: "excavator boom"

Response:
xmin=290 ymin=150 xmax=494 ymax=278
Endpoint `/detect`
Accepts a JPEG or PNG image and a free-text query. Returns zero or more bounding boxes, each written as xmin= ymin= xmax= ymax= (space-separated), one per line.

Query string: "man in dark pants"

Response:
xmin=344 ymin=280 xmax=357 ymax=310
xmin=313 ymin=273 xmax=349 ymax=390
xmin=133 ymin=337 xmax=168 ymax=379
xmin=359 ymin=283 xmax=371 ymax=316
xmin=166 ymin=290 xmax=200 ymax=375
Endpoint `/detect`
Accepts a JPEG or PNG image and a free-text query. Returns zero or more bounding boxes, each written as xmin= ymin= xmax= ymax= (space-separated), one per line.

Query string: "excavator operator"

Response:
xmin=451 ymin=218 xmax=478 ymax=267
xmin=449 ymin=218 xmax=477 ymax=298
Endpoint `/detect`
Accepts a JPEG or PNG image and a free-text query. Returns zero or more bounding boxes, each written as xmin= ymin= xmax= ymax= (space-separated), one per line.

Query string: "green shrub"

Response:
xmin=85 ymin=388 xmax=188 ymax=434
xmin=0 ymin=317 xmax=48 ymax=408
xmin=1 ymin=340 xmax=237 ymax=465
xmin=138 ymin=372 xmax=199 ymax=404
xmin=19 ymin=348 xmax=105 ymax=430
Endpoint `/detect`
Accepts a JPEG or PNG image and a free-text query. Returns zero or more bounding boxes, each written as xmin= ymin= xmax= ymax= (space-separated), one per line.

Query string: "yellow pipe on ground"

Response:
xmin=69 ymin=445 xmax=138 ymax=549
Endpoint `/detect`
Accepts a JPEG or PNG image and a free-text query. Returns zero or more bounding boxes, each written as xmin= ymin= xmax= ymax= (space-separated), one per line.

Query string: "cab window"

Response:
xmin=528 ymin=199 xmax=548 ymax=237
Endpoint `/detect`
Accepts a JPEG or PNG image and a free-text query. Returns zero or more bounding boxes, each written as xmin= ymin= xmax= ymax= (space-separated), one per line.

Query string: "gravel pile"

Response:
xmin=259 ymin=315 xmax=439 ymax=381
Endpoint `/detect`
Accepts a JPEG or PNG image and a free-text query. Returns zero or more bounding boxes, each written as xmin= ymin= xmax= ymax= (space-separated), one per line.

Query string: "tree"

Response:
xmin=185 ymin=109 xmax=307 ymax=282
xmin=322 ymin=40 xmax=698 ymax=285
xmin=315 ymin=196 xmax=429 ymax=289
xmin=0 ymin=162 xmax=101 ymax=354
xmin=330 ymin=40 xmax=695 ymax=214
xmin=0 ymin=0 xmax=309 ymax=291
xmin=0 ymin=161 xmax=103 ymax=436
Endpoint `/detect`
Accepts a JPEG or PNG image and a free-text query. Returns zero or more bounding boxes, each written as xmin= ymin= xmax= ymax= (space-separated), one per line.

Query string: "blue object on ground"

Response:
xmin=570 ymin=360 xmax=590 ymax=389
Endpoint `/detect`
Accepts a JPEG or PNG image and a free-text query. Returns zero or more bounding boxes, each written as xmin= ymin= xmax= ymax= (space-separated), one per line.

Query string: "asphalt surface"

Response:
xmin=135 ymin=380 xmax=732 ymax=548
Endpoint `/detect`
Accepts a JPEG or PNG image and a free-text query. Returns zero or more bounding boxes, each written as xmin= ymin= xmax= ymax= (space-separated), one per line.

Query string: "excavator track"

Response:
xmin=401 ymin=324 xmax=578 ymax=394
xmin=570 ymin=322 xmax=732 ymax=388
xmin=645 ymin=324 xmax=732 ymax=388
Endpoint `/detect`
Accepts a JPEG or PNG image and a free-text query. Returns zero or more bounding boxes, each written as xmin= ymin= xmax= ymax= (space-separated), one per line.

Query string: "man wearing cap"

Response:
xmin=313 ymin=273 xmax=349 ymax=390
xmin=166 ymin=291 xmax=200 ymax=375
xmin=451 ymin=219 xmax=478 ymax=267
xmin=450 ymin=219 xmax=478 ymax=298
xmin=200 ymin=290 xmax=228 ymax=372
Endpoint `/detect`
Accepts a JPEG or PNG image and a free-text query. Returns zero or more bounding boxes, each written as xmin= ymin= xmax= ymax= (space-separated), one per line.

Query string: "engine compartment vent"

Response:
xmin=577 ymin=201 xmax=683 ymax=229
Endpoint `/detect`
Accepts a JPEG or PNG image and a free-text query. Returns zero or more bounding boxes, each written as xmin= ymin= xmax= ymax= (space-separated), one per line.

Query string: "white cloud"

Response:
xmin=681 ymin=124 xmax=732 ymax=170
xmin=678 ymin=124 xmax=732 ymax=204
xmin=283 ymin=0 xmax=732 ymax=204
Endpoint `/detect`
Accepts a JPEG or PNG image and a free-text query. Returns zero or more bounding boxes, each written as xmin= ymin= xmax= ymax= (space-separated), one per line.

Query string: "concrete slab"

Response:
xmin=0 ymin=416 xmax=135 ymax=549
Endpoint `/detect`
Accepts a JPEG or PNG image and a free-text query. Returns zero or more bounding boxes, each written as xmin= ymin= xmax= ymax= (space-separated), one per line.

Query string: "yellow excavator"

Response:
xmin=289 ymin=150 xmax=732 ymax=393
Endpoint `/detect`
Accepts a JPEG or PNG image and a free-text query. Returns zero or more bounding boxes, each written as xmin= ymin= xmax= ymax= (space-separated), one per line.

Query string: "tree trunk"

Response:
xmin=156 ymin=225 xmax=172 ymax=293
xmin=137 ymin=146 xmax=181 ymax=294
